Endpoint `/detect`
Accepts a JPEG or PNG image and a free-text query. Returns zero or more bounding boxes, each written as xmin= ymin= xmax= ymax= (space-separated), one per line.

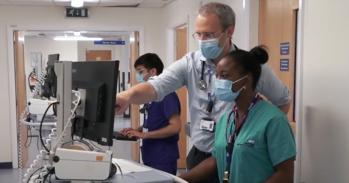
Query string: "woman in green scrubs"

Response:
xmin=180 ymin=46 xmax=296 ymax=183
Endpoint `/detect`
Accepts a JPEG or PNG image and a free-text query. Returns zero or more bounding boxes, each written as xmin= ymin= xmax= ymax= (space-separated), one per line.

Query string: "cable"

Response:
xmin=114 ymin=162 xmax=123 ymax=176
xmin=24 ymin=126 xmax=31 ymax=148
xmin=39 ymin=102 xmax=58 ymax=153
xmin=53 ymin=90 xmax=81 ymax=151
xmin=26 ymin=167 xmax=43 ymax=183
xmin=36 ymin=135 xmax=40 ymax=151
xmin=42 ymin=167 xmax=54 ymax=183
xmin=88 ymin=140 xmax=104 ymax=152
xmin=49 ymin=173 xmax=52 ymax=183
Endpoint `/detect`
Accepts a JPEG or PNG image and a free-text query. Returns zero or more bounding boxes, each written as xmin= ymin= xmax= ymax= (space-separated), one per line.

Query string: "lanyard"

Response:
xmin=223 ymin=94 xmax=261 ymax=183
xmin=200 ymin=61 xmax=206 ymax=81
xmin=142 ymin=103 xmax=150 ymax=127
xmin=199 ymin=61 xmax=215 ymax=114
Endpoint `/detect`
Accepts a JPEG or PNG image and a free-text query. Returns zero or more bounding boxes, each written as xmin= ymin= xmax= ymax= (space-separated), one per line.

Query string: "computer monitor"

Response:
xmin=42 ymin=54 xmax=60 ymax=98
xmin=71 ymin=61 xmax=119 ymax=146
xmin=55 ymin=60 xmax=118 ymax=148
xmin=47 ymin=54 xmax=60 ymax=66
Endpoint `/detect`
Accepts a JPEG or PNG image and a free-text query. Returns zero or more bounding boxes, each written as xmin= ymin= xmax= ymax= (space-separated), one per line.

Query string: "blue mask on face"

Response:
xmin=136 ymin=73 xmax=144 ymax=83
xmin=199 ymin=38 xmax=223 ymax=60
xmin=214 ymin=76 xmax=247 ymax=102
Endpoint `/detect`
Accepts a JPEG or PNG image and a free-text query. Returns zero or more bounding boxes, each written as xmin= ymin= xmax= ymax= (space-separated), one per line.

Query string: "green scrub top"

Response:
xmin=212 ymin=100 xmax=296 ymax=183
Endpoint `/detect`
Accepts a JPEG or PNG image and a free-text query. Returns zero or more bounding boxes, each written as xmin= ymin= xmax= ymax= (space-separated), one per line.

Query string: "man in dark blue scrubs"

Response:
xmin=121 ymin=53 xmax=181 ymax=175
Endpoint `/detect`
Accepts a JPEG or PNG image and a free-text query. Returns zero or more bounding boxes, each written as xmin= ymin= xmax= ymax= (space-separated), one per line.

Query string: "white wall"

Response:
xmin=25 ymin=37 xmax=78 ymax=62
xmin=299 ymin=0 xmax=349 ymax=182
xmin=0 ymin=26 xmax=12 ymax=163
xmin=0 ymin=5 xmax=164 ymax=164
xmin=76 ymin=35 xmax=130 ymax=72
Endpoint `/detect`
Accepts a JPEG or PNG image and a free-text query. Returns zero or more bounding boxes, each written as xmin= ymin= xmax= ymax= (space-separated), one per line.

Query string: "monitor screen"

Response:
xmin=47 ymin=54 xmax=60 ymax=66
xmin=42 ymin=54 xmax=60 ymax=98
xmin=71 ymin=61 xmax=119 ymax=146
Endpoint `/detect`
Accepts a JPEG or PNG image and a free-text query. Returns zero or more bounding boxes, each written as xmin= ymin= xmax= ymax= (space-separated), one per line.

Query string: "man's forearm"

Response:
xmin=126 ymin=82 xmax=157 ymax=104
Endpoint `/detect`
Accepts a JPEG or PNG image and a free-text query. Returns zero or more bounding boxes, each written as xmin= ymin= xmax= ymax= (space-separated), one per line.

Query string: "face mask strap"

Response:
xmin=232 ymin=75 xmax=248 ymax=85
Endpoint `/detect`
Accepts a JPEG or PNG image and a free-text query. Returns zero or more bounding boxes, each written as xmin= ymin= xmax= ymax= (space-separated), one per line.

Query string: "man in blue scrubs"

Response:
xmin=120 ymin=53 xmax=181 ymax=175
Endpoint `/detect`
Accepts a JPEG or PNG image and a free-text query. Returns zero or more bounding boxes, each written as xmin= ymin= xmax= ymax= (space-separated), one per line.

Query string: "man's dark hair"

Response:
xmin=134 ymin=53 xmax=164 ymax=75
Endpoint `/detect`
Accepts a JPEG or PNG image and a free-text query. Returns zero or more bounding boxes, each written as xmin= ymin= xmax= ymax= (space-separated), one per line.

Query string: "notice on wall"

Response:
xmin=94 ymin=40 xmax=126 ymax=45
xmin=280 ymin=42 xmax=290 ymax=55
xmin=280 ymin=59 xmax=289 ymax=72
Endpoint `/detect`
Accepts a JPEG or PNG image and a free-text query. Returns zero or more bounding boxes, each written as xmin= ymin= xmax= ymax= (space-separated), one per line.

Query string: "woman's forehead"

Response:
xmin=218 ymin=57 xmax=237 ymax=70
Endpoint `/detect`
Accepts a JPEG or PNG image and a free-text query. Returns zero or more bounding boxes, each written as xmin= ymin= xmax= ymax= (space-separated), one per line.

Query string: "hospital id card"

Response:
xmin=200 ymin=118 xmax=215 ymax=132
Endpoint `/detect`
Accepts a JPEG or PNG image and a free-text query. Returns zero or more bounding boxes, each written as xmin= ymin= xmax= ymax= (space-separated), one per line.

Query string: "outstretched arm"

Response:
xmin=127 ymin=113 xmax=181 ymax=139
xmin=179 ymin=157 xmax=217 ymax=183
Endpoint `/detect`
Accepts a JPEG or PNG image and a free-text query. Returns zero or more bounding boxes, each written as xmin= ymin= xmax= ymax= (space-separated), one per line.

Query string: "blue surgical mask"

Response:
xmin=214 ymin=75 xmax=247 ymax=102
xmin=136 ymin=73 xmax=144 ymax=83
xmin=199 ymin=38 xmax=223 ymax=59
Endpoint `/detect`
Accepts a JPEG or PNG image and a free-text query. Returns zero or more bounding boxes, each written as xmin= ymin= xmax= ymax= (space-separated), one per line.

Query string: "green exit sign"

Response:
xmin=66 ymin=7 xmax=88 ymax=17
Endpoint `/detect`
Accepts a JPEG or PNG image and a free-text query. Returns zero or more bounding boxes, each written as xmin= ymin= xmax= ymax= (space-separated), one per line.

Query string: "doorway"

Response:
xmin=259 ymin=0 xmax=299 ymax=131
xmin=86 ymin=50 xmax=112 ymax=61
xmin=11 ymin=29 xmax=140 ymax=168
xmin=175 ymin=24 xmax=188 ymax=169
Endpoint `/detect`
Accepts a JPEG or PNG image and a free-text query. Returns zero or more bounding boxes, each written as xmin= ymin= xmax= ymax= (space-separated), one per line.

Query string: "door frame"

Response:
xmin=257 ymin=0 xmax=304 ymax=181
xmin=7 ymin=25 xmax=145 ymax=168
xmin=174 ymin=23 xmax=188 ymax=169
xmin=294 ymin=0 xmax=305 ymax=182
xmin=169 ymin=20 xmax=191 ymax=154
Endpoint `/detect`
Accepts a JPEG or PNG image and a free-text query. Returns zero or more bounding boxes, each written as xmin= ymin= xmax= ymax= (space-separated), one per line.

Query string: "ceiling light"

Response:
xmin=73 ymin=31 xmax=81 ymax=36
xmin=129 ymin=36 xmax=135 ymax=43
xmin=54 ymin=36 xmax=102 ymax=41
xmin=18 ymin=37 xmax=25 ymax=42
xmin=71 ymin=0 xmax=84 ymax=8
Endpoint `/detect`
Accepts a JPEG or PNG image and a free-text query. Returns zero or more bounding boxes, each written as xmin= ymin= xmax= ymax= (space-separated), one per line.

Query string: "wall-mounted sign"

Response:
xmin=66 ymin=7 xmax=88 ymax=17
xmin=94 ymin=40 xmax=126 ymax=45
xmin=280 ymin=42 xmax=290 ymax=55
xmin=280 ymin=59 xmax=289 ymax=72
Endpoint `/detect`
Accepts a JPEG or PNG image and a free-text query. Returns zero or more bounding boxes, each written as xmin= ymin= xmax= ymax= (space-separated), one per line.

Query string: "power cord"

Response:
xmin=39 ymin=102 xmax=58 ymax=153
xmin=26 ymin=167 xmax=43 ymax=183
xmin=114 ymin=162 xmax=123 ymax=176
xmin=52 ymin=90 xmax=81 ymax=151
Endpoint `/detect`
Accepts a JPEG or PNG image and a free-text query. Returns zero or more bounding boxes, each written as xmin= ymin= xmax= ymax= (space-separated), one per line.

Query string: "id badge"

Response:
xmin=200 ymin=118 xmax=215 ymax=132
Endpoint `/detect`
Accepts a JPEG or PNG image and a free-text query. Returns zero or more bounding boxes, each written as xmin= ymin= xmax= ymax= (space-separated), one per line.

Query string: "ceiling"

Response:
xmin=0 ymin=0 xmax=175 ymax=8
xmin=23 ymin=30 xmax=131 ymax=40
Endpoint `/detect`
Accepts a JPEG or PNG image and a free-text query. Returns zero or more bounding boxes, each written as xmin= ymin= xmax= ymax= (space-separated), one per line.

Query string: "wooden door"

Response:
xmin=14 ymin=31 xmax=28 ymax=168
xmin=259 ymin=0 xmax=298 ymax=131
xmin=129 ymin=32 xmax=140 ymax=162
xmin=175 ymin=24 xmax=188 ymax=169
xmin=86 ymin=50 xmax=112 ymax=61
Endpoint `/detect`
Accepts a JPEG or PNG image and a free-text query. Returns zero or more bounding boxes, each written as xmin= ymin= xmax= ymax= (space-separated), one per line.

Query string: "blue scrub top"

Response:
xmin=142 ymin=92 xmax=180 ymax=164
